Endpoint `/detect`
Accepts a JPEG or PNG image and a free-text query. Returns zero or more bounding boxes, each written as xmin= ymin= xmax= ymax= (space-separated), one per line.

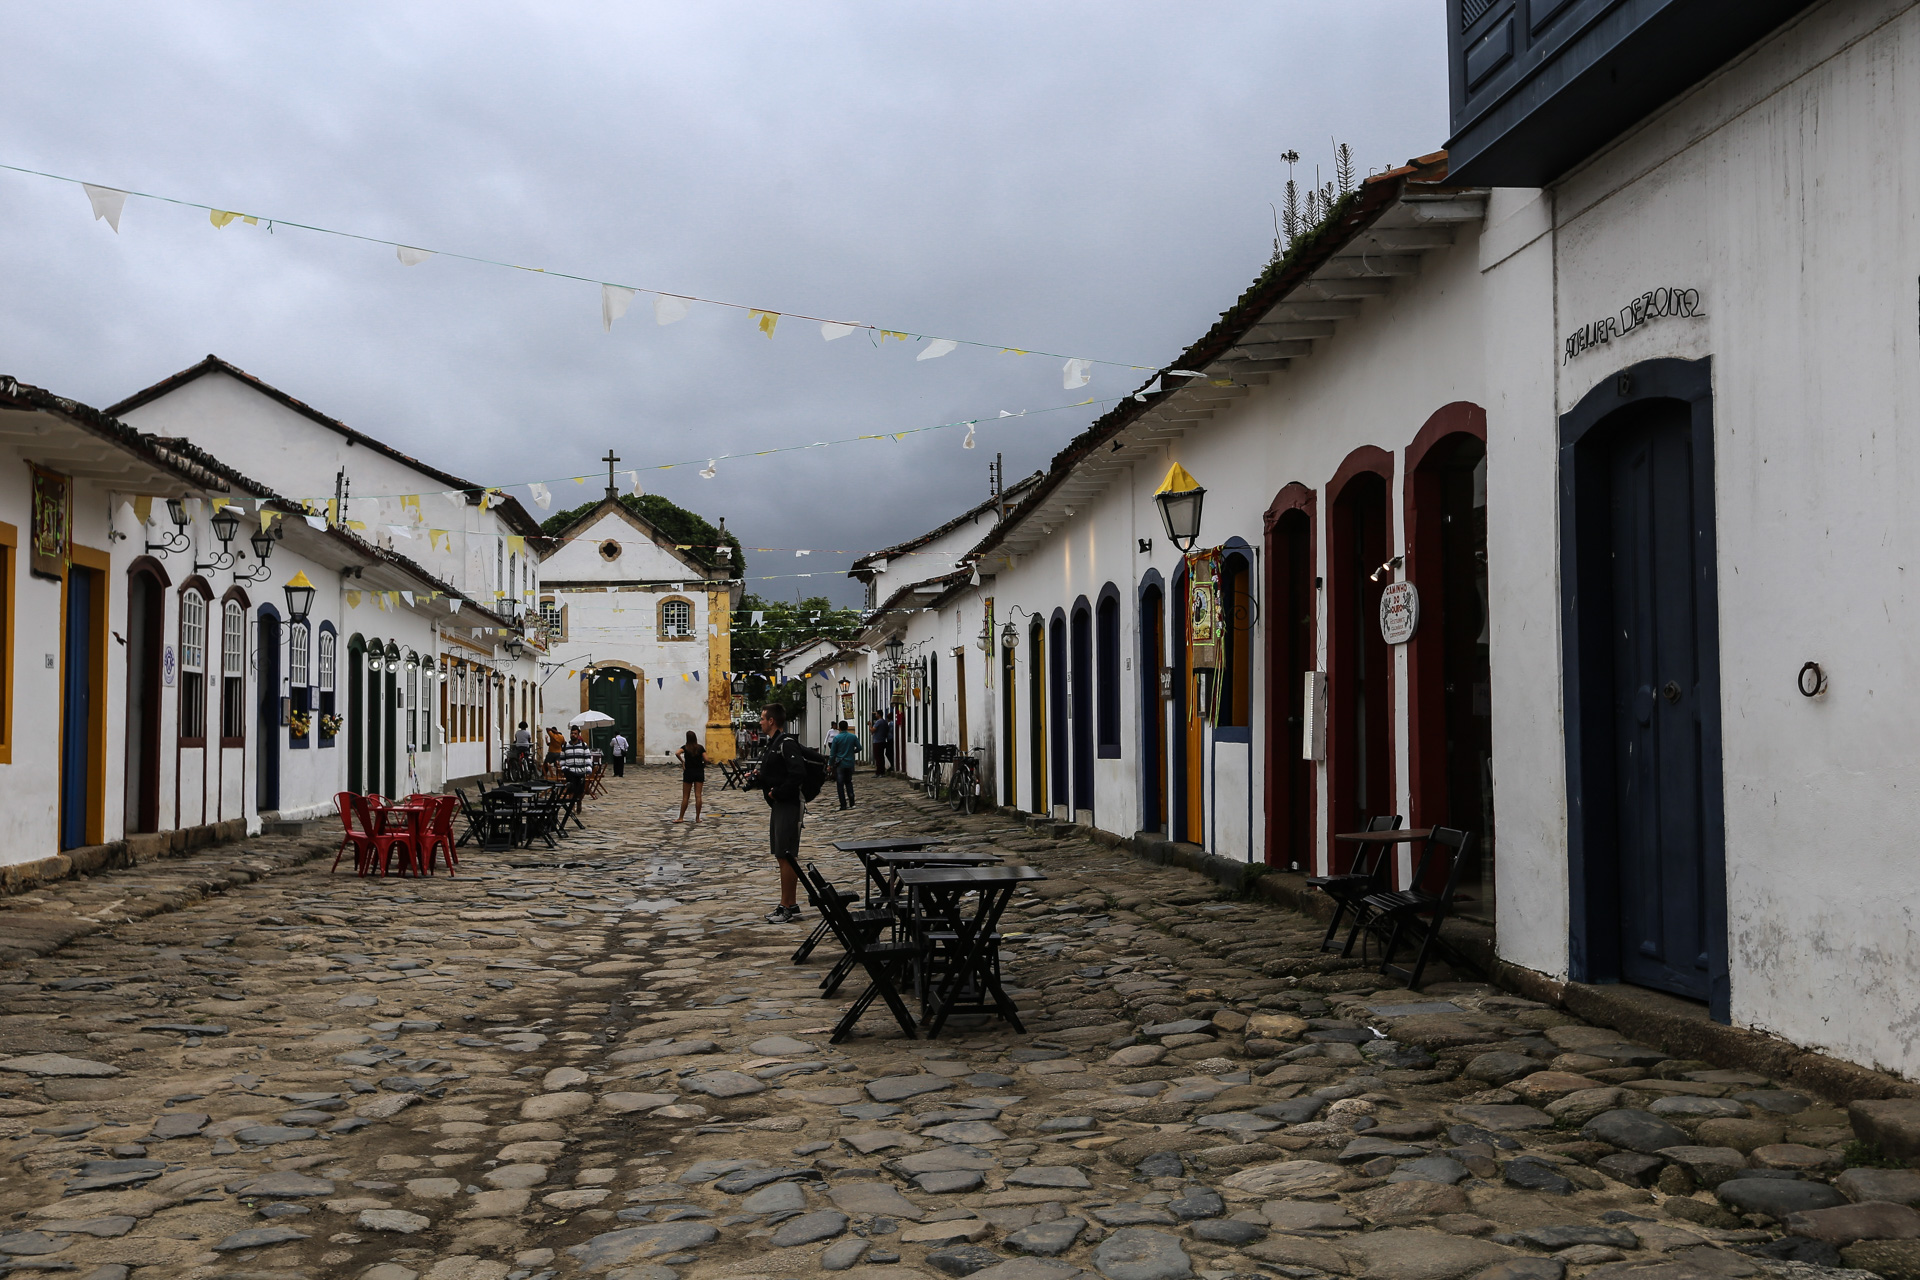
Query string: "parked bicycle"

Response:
xmin=947 ymin=751 xmax=982 ymax=815
xmin=922 ymin=743 xmax=957 ymax=800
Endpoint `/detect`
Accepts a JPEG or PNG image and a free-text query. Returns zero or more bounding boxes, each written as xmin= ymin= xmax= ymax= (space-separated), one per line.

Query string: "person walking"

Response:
xmin=870 ymin=712 xmax=893 ymax=776
xmin=561 ymin=726 xmax=593 ymax=813
xmin=674 ymin=730 xmax=707 ymax=823
xmin=746 ymin=704 xmax=803 ymax=923
xmin=545 ymin=725 xmax=566 ymax=767
xmin=608 ymin=730 xmax=629 ymax=778
xmin=829 ymin=720 xmax=860 ymax=809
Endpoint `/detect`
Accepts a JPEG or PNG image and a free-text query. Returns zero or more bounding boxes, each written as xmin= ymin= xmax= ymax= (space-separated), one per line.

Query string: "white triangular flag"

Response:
xmin=601 ymin=284 xmax=635 ymax=331
xmin=396 ymin=246 xmax=434 ymax=266
xmin=449 ymin=598 xmax=462 ymax=615
xmin=528 ymin=481 xmax=552 ymax=510
xmin=625 ymin=470 xmax=642 ymax=496
xmin=655 ymin=295 xmax=691 ymax=325
xmin=962 ymin=422 xmax=977 ymax=449
xmin=386 ymin=524 xmax=413 ymax=539
xmin=795 ymin=549 xmax=810 ymax=557
xmin=1063 ymin=358 xmax=1092 ymax=389
xmin=820 ymin=322 xmax=857 ymax=341
xmin=917 ymin=338 xmax=958 ymax=361
xmin=305 ymin=514 xmax=327 ymax=530
xmin=83 ymin=185 xmax=127 ymax=233
xmin=401 ymin=591 xmax=415 ymax=606
xmin=445 ymin=490 xmax=465 ymax=508
xmin=699 ymin=459 xmax=717 ymax=479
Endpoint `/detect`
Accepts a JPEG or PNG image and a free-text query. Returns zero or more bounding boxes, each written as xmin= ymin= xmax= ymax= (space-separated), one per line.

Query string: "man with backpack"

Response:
xmin=747 ymin=703 xmax=827 ymax=923
xmin=829 ymin=720 xmax=861 ymax=809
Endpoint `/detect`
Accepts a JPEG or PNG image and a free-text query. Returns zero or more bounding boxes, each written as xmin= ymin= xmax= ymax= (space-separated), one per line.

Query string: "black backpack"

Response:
xmin=768 ymin=735 xmax=830 ymax=803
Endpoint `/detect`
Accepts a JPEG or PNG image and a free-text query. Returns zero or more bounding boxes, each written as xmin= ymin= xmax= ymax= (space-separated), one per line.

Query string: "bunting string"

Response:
xmin=5 ymin=160 xmax=1156 ymax=377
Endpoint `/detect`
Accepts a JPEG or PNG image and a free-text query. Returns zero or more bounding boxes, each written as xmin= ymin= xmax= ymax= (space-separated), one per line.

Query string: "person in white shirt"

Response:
xmin=608 ymin=731 xmax=630 ymax=778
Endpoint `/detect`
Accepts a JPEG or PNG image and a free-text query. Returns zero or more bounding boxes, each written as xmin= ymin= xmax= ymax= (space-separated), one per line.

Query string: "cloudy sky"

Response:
xmin=1 ymin=3 xmax=1446 ymax=606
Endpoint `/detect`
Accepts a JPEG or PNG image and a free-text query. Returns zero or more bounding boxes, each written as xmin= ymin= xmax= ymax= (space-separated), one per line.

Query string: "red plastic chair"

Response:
xmin=331 ymin=792 xmax=375 ymax=874
xmin=412 ymin=794 xmax=458 ymax=875
xmin=367 ymin=796 xmax=424 ymax=877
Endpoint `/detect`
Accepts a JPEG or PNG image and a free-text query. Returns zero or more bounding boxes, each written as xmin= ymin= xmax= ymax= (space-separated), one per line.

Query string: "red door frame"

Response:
xmin=1403 ymin=403 xmax=1489 ymax=842
xmin=1262 ymin=483 xmax=1315 ymax=870
xmin=1324 ymin=446 xmax=1395 ymax=879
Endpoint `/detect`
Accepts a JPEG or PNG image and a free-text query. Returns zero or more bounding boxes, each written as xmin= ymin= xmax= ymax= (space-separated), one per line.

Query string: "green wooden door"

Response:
xmin=587 ymin=670 xmax=637 ymax=755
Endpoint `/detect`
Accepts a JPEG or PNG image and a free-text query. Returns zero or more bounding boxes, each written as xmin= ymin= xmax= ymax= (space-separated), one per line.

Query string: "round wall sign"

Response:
xmin=1379 ymin=581 xmax=1419 ymax=645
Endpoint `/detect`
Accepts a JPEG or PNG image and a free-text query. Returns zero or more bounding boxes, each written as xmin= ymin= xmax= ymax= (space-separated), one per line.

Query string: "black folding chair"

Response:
xmin=453 ymin=789 xmax=486 ymax=848
xmin=519 ymin=789 xmax=562 ymax=849
xmin=479 ymin=792 xmax=520 ymax=852
xmin=1358 ymin=827 xmax=1478 ymax=990
xmin=791 ymin=875 xmax=864 ymax=967
xmin=1304 ymin=814 xmax=1402 ymax=953
xmin=717 ymin=759 xmax=746 ymax=791
xmin=803 ymin=865 xmax=918 ymax=1044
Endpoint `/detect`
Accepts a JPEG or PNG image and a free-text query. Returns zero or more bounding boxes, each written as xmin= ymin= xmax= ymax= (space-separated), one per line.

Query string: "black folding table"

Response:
xmin=895 ymin=864 xmax=1045 ymax=1037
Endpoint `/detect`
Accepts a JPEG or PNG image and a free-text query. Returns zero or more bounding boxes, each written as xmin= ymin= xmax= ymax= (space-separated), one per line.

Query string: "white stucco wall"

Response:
xmin=1523 ymin=0 xmax=1920 ymax=1075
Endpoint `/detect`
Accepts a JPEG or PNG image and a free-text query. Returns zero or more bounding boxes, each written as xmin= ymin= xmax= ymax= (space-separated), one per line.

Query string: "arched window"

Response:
xmin=288 ymin=620 xmax=311 ymax=743
xmin=178 ymin=587 xmax=209 ymax=746
xmin=317 ymin=626 xmax=337 ymax=746
xmin=1095 ymin=587 xmax=1121 ymax=756
xmin=220 ymin=599 xmax=246 ymax=745
xmin=660 ymin=597 xmax=693 ymax=639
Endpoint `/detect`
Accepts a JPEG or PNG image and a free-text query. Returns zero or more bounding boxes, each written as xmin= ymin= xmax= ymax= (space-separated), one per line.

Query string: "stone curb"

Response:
xmin=0 ymin=817 xmax=252 ymax=897
xmin=996 ymin=803 xmax=1920 ymax=1107
xmin=0 ymin=833 xmax=335 ymax=964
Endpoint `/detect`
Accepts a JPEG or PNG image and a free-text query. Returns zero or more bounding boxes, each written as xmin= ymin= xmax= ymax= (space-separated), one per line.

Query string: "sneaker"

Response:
xmin=766 ymin=905 xmax=799 ymax=923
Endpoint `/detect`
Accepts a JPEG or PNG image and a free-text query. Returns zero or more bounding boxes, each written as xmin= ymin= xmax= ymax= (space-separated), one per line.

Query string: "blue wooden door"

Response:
xmin=1607 ymin=404 xmax=1710 ymax=1000
xmin=257 ymin=610 xmax=281 ymax=812
xmin=60 ymin=569 xmax=94 ymax=850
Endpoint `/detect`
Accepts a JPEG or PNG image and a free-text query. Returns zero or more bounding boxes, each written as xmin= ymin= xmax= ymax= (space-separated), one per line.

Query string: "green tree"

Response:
xmin=731 ymin=593 xmax=865 ymax=709
xmin=541 ymin=493 xmax=745 ymax=580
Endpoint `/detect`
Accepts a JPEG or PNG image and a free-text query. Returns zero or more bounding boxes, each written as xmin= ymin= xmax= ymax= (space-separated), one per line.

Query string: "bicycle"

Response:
xmin=922 ymin=743 xmax=956 ymax=800
xmin=947 ymin=752 xmax=982 ymax=815
xmin=501 ymin=745 xmax=541 ymax=785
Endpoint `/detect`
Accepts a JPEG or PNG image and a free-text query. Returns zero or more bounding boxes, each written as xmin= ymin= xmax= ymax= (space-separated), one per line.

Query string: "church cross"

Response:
xmin=603 ymin=450 xmax=621 ymax=499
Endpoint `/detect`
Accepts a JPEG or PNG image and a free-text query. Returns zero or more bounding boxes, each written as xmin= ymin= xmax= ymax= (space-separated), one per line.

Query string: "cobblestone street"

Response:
xmin=0 ymin=771 xmax=1907 ymax=1280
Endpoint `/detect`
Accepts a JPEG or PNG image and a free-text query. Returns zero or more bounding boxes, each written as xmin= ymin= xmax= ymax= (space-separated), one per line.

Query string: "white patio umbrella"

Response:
xmin=570 ymin=710 xmax=615 ymax=727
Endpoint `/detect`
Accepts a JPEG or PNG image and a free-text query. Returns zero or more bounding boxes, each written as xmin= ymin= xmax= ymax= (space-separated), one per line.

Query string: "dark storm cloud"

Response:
xmin=0 ymin=2 xmax=1445 ymax=605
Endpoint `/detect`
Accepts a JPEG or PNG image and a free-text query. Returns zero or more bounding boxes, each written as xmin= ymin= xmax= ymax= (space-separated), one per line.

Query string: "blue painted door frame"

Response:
xmin=1559 ymin=356 xmax=1729 ymax=1022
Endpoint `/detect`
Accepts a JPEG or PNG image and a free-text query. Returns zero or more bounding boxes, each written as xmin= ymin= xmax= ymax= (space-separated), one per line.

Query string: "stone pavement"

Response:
xmin=0 ymin=769 xmax=1913 ymax=1280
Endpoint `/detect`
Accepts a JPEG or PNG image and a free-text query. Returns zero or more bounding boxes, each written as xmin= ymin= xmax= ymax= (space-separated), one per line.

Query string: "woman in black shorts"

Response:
xmin=674 ymin=730 xmax=708 ymax=823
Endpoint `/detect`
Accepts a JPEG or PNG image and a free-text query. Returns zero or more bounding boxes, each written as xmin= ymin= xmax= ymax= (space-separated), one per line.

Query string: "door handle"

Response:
xmin=1662 ymin=681 xmax=1682 ymax=704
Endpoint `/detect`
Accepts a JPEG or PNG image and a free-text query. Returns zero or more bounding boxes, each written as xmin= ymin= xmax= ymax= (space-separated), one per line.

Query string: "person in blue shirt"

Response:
xmin=829 ymin=720 xmax=862 ymax=809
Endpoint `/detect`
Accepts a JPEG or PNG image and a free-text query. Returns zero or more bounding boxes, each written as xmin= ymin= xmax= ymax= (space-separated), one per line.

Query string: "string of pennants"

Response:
xmin=6 ymin=159 xmax=1155 ymax=382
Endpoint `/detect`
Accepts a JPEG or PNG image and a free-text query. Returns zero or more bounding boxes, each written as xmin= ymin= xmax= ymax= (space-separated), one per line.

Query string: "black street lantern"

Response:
xmin=165 ymin=497 xmax=189 ymax=530
xmin=210 ymin=507 xmax=241 ymax=547
xmin=1153 ymin=462 xmax=1206 ymax=553
xmin=282 ymin=571 xmax=316 ymax=624
xmin=385 ymin=641 xmax=401 ymax=673
xmin=885 ymin=635 xmax=904 ymax=663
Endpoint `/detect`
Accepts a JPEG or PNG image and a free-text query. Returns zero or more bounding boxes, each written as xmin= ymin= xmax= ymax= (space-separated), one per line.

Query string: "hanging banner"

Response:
xmin=29 ymin=465 xmax=71 ymax=580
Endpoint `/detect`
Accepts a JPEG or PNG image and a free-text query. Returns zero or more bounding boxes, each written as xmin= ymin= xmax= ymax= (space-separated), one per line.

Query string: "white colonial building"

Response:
xmin=106 ymin=357 xmax=547 ymax=793
xmin=537 ymin=492 xmax=740 ymax=764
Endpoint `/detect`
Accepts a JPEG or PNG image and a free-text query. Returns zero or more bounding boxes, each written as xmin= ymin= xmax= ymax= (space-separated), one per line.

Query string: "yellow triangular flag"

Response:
xmin=260 ymin=509 xmax=282 ymax=534
xmin=507 ymin=535 xmax=525 ymax=554
xmin=210 ymin=497 xmax=228 ymax=514
xmin=346 ymin=519 xmax=366 ymax=531
xmin=429 ymin=529 xmax=447 ymax=551
xmin=893 ymin=432 xmax=909 ymax=442
xmin=210 ymin=209 xmax=241 ymax=228
xmin=347 ymin=590 xmax=362 ymax=609
xmin=751 ymin=310 xmax=779 ymax=338
xmin=401 ymin=494 xmax=420 ymax=515
xmin=132 ymin=495 xmax=152 ymax=525
xmin=326 ymin=498 xmax=339 ymax=525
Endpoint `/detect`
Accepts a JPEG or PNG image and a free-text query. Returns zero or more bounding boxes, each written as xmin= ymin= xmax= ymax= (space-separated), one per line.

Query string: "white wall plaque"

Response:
xmin=1380 ymin=581 xmax=1419 ymax=645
